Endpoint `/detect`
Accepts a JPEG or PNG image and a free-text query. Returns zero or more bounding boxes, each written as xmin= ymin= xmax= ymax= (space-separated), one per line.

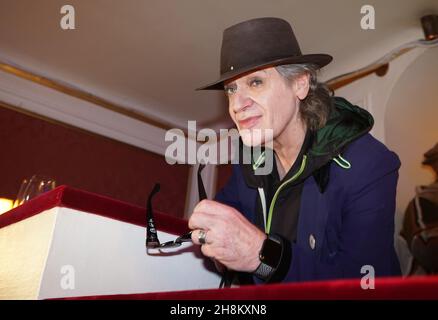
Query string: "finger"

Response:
xmin=200 ymin=243 xmax=215 ymax=258
xmin=191 ymin=229 xmax=213 ymax=245
xmin=188 ymin=211 xmax=217 ymax=230
xmin=194 ymin=199 xmax=230 ymax=217
xmin=213 ymin=259 xmax=226 ymax=273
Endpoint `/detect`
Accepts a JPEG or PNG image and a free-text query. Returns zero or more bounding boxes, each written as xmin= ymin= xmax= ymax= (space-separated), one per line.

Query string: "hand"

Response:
xmin=189 ymin=199 xmax=266 ymax=272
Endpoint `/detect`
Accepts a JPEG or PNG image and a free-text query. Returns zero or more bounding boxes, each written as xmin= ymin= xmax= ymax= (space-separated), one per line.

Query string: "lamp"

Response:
xmin=0 ymin=198 xmax=14 ymax=215
xmin=327 ymin=14 xmax=438 ymax=89
xmin=421 ymin=15 xmax=438 ymax=41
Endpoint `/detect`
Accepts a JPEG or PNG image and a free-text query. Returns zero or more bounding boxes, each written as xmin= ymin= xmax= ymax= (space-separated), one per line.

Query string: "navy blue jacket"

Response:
xmin=215 ymin=97 xmax=401 ymax=283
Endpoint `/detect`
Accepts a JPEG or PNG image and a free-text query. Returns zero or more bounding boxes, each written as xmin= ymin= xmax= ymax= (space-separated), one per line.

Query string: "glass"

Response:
xmin=13 ymin=174 xmax=56 ymax=207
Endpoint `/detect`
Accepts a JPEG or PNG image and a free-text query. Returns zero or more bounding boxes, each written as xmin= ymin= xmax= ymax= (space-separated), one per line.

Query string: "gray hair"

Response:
xmin=275 ymin=63 xmax=333 ymax=131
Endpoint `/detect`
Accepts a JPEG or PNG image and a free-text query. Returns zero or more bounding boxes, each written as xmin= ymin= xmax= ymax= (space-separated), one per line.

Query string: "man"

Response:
xmin=189 ymin=17 xmax=401 ymax=283
xmin=401 ymin=143 xmax=438 ymax=274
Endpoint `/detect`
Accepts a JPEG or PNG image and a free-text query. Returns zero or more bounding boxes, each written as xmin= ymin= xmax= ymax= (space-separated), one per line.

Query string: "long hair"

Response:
xmin=275 ymin=63 xmax=333 ymax=131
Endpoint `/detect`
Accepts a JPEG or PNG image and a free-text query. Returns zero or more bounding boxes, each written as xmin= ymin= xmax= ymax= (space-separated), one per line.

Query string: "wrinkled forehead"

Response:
xmin=223 ymin=67 xmax=276 ymax=87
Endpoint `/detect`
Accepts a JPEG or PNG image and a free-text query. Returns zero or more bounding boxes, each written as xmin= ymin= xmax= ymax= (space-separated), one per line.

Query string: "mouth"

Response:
xmin=237 ymin=116 xmax=262 ymax=130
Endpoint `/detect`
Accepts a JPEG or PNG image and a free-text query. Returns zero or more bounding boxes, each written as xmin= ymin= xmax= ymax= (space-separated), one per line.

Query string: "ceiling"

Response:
xmin=0 ymin=0 xmax=437 ymax=130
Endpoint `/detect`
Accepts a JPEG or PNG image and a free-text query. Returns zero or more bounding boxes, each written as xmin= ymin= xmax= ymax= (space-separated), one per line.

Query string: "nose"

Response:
xmin=230 ymin=88 xmax=253 ymax=114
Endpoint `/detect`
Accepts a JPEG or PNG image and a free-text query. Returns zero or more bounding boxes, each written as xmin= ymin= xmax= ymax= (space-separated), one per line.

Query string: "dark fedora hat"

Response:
xmin=197 ymin=17 xmax=333 ymax=90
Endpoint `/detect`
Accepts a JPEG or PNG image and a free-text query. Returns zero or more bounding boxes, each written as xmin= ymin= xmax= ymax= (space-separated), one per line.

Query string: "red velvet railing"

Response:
xmin=60 ymin=275 xmax=438 ymax=300
xmin=0 ymin=185 xmax=188 ymax=235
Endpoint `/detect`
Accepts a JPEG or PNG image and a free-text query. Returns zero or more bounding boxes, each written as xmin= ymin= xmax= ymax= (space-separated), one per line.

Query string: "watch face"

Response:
xmin=260 ymin=238 xmax=282 ymax=267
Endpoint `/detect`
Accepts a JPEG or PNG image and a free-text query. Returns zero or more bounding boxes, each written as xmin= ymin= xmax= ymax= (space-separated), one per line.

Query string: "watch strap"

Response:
xmin=253 ymin=234 xmax=282 ymax=280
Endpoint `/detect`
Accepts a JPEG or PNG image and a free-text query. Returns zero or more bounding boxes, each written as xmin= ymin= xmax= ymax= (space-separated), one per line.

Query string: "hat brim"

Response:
xmin=196 ymin=53 xmax=333 ymax=91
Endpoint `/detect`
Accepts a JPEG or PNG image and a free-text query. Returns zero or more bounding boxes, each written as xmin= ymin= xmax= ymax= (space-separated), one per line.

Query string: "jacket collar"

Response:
xmin=238 ymin=96 xmax=374 ymax=193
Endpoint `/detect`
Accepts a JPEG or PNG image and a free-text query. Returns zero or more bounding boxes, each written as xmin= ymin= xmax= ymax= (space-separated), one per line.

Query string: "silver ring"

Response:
xmin=198 ymin=230 xmax=207 ymax=245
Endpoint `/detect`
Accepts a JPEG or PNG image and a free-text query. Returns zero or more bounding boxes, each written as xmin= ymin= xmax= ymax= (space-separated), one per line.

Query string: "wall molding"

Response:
xmin=0 ymin=69 xmax=171 ymax=157
xmin=0 ymin=60 xmax=177 ymax=131
xmin=334 ymin=47 xmax=426 ymax=144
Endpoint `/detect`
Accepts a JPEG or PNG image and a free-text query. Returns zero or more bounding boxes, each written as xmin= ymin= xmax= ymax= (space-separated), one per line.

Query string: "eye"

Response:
xmin=249 ymin=78 xmax=263 ymax=87
xmin=224 ymin=85 xmax=237 ymax=95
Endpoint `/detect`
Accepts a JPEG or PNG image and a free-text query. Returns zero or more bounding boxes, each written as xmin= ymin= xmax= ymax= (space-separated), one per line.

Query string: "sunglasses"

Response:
xmin=145 ymin=163 xmax=234 ymax=288
xmin=146 ymin=164 xmax=206 ymax=250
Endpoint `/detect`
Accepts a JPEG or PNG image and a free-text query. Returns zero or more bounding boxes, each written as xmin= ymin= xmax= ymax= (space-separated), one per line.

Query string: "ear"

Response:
xmin=294 ymin=73 xmax=310 ymax=100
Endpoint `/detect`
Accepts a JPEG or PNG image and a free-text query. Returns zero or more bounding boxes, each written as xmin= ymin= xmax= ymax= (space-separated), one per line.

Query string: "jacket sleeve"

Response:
xmin=337 ymin=148 xmax=402 ymax=278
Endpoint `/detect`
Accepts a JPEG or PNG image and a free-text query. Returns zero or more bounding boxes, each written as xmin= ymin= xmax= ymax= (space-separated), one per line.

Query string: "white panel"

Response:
xmin=0 ymin=209 xmax=58 ymax=299
xmin=38 ymin=208 xmax=221 ymax=299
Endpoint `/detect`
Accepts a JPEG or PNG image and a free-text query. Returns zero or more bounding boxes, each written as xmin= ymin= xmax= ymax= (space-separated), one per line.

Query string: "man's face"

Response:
xmin=224 ymin=67 xmax=303 ymax=147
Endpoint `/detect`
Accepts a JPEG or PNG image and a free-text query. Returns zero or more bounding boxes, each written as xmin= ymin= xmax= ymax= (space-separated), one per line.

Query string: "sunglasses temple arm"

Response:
xmin=197 ymin=164 xmax=207 ymax=201
xmin=177 ymin=231 xmax=193 ymax=243
xmin=146 ymin=183 xmax=161 ymax=248
xmin=155 ymin=165 xmax=204 ymax=248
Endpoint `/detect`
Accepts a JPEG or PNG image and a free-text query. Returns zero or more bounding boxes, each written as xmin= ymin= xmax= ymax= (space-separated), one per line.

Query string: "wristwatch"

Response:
xmin=253 ymin=234 xmax=283 ymax=280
